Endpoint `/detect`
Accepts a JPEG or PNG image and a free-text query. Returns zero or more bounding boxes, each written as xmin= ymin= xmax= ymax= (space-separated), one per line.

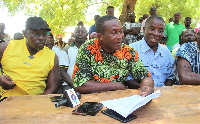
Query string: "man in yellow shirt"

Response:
xmin=0 ymin=17 xmax=60 ymax=101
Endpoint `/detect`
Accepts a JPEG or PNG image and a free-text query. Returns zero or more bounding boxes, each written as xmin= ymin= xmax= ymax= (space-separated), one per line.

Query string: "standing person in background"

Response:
xmin=139 ymin=17 xmax=143 ymax=23
xmin=0 ymin=23 xmax=8 ymax=43
xmin=106 ymin=6 xmax=114 ymax=16
xmin=165 ymin=12 xmax=185 ymax=51
xmin=88 ymin=15 xmax=100 ymax=40
xmin=123 ymin=12 xmax=141 ymax=44
xmin=169 ymin=18 xmax=174 ymax=23
xmin=55 ymin=34 xmax=67 ymax=50
xmin=0 ymin=17 xmax=60 ymax=100
xmin=141 ymin=7 xmax=157 ymax=33
xmin=184 ymin=17 xmax=193 ymax=29
xmin=60 ymin=26 xmax=88 ymax=89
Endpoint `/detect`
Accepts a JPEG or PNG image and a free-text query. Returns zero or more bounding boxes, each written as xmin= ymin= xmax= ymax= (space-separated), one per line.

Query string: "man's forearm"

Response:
xmin=75 ymin=81 xmax=127 ymax=94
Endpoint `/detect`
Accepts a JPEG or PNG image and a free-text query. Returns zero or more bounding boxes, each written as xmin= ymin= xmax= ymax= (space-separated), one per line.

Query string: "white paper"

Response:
xmin=101 ymin=90 xmax=161 ymax=118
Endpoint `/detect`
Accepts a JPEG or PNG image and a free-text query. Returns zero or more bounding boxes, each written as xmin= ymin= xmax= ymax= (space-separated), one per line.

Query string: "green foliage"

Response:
xmin=1 ymin=0 xmax=199 ymax=37
xmin=135 ymin=0 xmax=200 ymax=28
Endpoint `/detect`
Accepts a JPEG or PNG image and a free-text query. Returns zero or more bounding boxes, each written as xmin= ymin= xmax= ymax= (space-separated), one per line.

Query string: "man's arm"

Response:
xmin=177 ymin=57 xmax=200 ymax=85
xmin=124 ymin=79 xmax=140 ymax=89
xmin=42 ymin=55 xmax=60 ymax=94
xmin=0 ymin=42 xmax=16 ymax=89
xmin=0 ymin=41 xmax=9 ymax=60
xmin=60 ymin=68 xmax=73 ymax=88
xmin=75 ymin=81 xmax=127 ymax=94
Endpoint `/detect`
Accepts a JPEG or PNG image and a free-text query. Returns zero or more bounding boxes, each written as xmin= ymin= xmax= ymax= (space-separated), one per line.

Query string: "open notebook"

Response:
xmin=101 ymin=90 xmax=161 ymax=118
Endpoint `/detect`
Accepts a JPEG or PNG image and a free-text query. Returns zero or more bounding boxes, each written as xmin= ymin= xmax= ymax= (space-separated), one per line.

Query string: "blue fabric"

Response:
xmin=88 ymin=24 xmax=96 ymax=34
xmin=175 ymin=42 xmax=200 ymax=74
xmin=127 ymin=38 xmax=175 ymax=87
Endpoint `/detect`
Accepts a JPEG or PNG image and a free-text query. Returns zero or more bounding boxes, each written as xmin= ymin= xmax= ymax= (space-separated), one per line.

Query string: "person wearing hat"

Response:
xmin=0 ymin=17 xmax=60 ymax=101
xmin=55 ymin=34 xmax=67 ymax=50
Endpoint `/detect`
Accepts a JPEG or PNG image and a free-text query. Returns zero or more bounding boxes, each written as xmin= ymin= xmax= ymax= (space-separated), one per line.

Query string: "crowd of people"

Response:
xmin=0 ymin=6 xmax=199 ymax=101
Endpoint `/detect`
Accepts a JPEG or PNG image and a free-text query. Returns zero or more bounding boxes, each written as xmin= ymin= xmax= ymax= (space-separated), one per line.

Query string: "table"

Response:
xmin=0 ymin=85 xmax=199 ymax=123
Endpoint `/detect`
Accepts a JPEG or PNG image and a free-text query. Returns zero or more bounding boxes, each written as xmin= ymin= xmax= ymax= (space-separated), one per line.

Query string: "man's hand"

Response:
xmin=140 ymin=86 xmax=154 ymax=97
xmin=115 ymin=82 xmax=127 ymax=90
xmin=0 ymin=75 xmax=15 ymax=90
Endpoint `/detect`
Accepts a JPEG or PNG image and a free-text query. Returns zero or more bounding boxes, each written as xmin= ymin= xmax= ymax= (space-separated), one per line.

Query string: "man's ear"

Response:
xmin=97 ymin=33 xmax=102 ymax=40
xmin=22 ymin=30 xmax=27 ymax=38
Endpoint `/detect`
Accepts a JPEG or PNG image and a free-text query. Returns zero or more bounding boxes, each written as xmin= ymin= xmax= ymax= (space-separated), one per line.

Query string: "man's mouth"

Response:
xmin=151 ymin=38 xmax=158 ymax=42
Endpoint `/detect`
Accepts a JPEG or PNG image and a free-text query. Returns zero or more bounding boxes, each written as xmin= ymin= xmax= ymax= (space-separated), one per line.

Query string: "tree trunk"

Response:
xmin=119 ymin=0 xmax=137 ymax=25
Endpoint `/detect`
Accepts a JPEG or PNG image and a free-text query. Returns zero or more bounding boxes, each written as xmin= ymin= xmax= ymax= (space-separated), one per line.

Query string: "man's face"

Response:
xmin=26 ymin=30 xmax=47 ymax=51
xmin=46 ymin=35 xmax=54 ymax=49
xmin=174 ymin=13 xmax=181 ymax=22
xmin=99 ymin=19 xmax=124 ymax=53
xmin=150 ymin=8 xmax=157 ymax=16
xmin=129 ymin=13 xmax=136 ymax=22
xmin=144 ymin=19 xmax=165 ymax=48
xmin=106 ymin=8 xmax=114 ymax=16
xmin=185 ymin=18 xmax=191 ymax=26
xmin=74 ymin=26 xmax=87 ymax=43
xmin=182 ymin=30 xmax=195 ymax=44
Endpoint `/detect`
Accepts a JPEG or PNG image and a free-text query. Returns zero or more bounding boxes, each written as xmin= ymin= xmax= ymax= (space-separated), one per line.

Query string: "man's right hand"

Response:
xmin=0 ymin=75 xmax=16 ymax=90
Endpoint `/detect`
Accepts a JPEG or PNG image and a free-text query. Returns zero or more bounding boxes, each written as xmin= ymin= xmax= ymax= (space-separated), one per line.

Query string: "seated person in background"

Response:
xmin=73 ymin=15 xmax=154 ymax=96
xmin=60 ymin=26 xmax=88 ymax=88
xmin=123 ymin=12 xmax=141 ymax=44
xmin=127 ymin=15 xmax=174 ymax=87
xmin=174 ymin=29 xmax=200 ymax=85
xmin=0 ymin=17 xmax=60 ymax=100
xmin=172 ymin=29 xmax=196 ymax=60
xmin=173 ymin=29 xmax=196 ymax=85
xmin=14 ymin=32 xmax=24 ymax=40
xmin=45 ymin=31 xmax=69 ymax=93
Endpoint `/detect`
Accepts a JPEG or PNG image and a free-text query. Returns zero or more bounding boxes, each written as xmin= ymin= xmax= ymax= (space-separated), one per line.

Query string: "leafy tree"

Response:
xmin=134 ymin=0 xmax=200 ymax=28
xmin=1 ymin=0 xmax=199 ymax=37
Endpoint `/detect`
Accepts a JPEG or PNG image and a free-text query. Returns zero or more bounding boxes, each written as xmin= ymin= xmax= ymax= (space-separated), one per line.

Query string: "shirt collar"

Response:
xmin=141 ymin=38 xmax=164 ymax=57
xmin=172 ymin=21 xmax=181 ymax=25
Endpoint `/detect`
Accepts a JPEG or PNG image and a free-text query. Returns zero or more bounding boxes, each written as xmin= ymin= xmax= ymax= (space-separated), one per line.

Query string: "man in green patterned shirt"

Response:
xmin=73 ymin=15 xmax=154 ymax=96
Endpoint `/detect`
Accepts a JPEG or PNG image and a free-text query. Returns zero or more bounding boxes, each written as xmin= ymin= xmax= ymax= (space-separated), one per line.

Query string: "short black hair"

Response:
xmin=107 ymin=6 xmax=114 ymax=10
xmin=185 ymin=17 xmax=191 ymax=20
xmin=145 ymin=15 xmax=165 ymax=28
xmin=96 ymin=15 xmax=117 ymax=34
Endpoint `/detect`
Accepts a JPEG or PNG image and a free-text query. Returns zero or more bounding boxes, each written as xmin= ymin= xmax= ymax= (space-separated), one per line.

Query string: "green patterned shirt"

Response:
xmin=72 ymin=39 xmax=150 ymax=88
